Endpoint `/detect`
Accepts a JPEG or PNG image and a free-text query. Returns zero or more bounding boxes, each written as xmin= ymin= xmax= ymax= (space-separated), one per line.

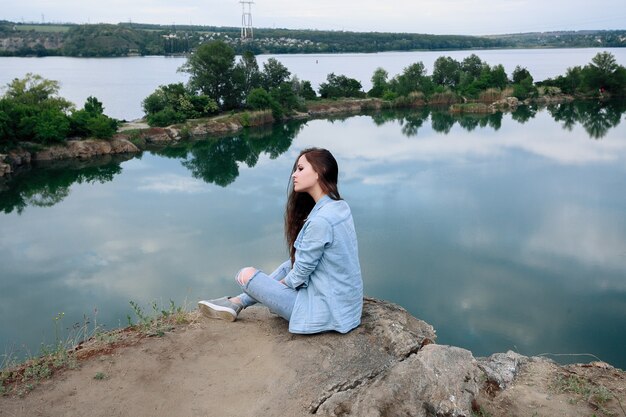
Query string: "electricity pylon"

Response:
xmin=240 ymin=1 xmax=254 ymax=40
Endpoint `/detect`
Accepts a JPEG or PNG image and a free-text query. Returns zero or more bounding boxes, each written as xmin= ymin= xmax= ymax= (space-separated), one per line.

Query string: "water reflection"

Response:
xmin=1 ymin=121 xmax=306 ymax=213
xmin=371 ymin=100 xmax=624 ymax=139
xmin=1 ymin=101 xmax=624 ymax=214
xmin=1 ymin=103 xmax=625 ymax=369
xmin=0 ymin=155 xmax=129 ymax=215
xmin=371 ymin=107 xmax=504 ymax=136
xmin=511 ymin=105 xmax=537 ymax=124
xmin=548 ymin=100 xmax=626 ymax=140
xmin=178 ymin=121 xmax=304 ymax=187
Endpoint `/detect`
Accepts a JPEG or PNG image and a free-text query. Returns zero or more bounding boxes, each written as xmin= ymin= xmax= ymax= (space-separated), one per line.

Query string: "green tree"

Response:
xmin=461 ymin=54 xmax=484 ymax=79
xmin=318 ymin=73 xmax=364 ymax=99
xmin=584 ymin=51 xmax=626 ymax=94
xmin=0 ymin=73 xmax=74 ymax=145
xmin=299 ymin=80 xmax=317 ymax=100
xmin=511 ymin=67 xmax=536 ymax=100
xmin=29 ymin=108 xmax=70 ymax=143
xmin=235 ymin=50 xmax=261 ymax=98
xmin=69 ymin=96 xmax=118 ymax=138
xmin=246 ymin=88 xmax=283 ymax=119
xmin=3 ymin=73 xmax=73 ymax=113
xmin=512 ymin=66 xmax=533 ymax=84
xmin=289 ymin=76 xmax=316 ymax=103
xmin=548 ymin=66 xmax=583 ymax=94
xmin=180 ymin=41 xmax=236 ymax=109
xmin=391 ymin=62 xmax=433 ymax=97
xmin=432 ymin=56 xmax=461 ymax=88
xmin=142 ymin=83 xmax=218 ymax=127
xmin=261 ymin=58 xmax=291 ymax=91
xmin=512 ymin=76 xmax=536 ymax=100
xmin=490 ymin=64 xmax=508 ymax=90
xmin=590 ymin=51 xmax=619 ymax=75
xmin=368 ymin=67 xmax=389 ymax=98
xmin=271 ymin=82 xmax=299 ymax=113
xmin=84 ymin=96 xmax=105 ymax=115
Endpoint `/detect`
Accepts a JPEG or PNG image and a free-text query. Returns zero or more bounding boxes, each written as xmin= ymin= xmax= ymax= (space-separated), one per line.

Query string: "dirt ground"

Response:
xmin=1 ymin=308 xmax=307 ymax=417
xmin=1 ymin=307 xmax=625 ymax=417
xmin=477 ymin=359 xmax=626 ymax=417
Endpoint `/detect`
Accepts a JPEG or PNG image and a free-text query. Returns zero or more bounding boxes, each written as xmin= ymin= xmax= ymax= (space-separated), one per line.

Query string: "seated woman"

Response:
xmin=198 ymin=147 xmax=363 ymax=334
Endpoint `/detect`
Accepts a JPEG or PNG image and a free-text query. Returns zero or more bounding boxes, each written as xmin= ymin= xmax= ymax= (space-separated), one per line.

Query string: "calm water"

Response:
xmin=1 ymin=102 xmax=626 ymax=369
xmin=1 ymin=48 xmax=625 ymax=120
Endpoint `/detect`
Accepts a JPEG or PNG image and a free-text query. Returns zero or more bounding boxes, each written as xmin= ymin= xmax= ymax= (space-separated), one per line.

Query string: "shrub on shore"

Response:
xmin=0 ymin=74 xmax=117 ymax=149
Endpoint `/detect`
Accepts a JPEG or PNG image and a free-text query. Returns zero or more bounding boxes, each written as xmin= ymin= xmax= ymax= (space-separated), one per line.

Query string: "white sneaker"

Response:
xmin=198 ymin=297 xmax=242 ymax=322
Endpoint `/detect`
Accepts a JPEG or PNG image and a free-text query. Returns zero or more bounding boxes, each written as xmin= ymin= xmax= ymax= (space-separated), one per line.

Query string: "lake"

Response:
xmin=1 ymin=100 xmax=626 ymax=369
xmin=1 ymin=48 xmax=625 ymax=120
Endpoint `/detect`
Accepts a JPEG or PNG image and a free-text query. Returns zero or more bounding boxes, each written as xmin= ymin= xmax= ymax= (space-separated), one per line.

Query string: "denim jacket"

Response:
xmin=284 ymin=195 xmax=363 ymax=334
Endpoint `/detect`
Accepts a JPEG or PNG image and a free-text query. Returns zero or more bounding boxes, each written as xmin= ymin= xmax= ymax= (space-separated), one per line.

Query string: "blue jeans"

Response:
xmin=236 ymin=260 xmax=297 ymax=321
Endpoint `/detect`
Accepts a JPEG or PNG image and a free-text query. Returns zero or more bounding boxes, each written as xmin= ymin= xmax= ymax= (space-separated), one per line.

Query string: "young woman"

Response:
xmin=198 ymin=147 xmax=363 ymax=334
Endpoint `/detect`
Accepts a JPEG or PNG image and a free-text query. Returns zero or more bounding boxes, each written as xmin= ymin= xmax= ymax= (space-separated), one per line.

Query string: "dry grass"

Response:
xmin=0 ymin=301 xmax=197 ymax=398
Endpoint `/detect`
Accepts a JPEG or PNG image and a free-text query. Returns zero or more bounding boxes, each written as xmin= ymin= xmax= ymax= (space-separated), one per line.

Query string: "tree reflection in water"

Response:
xmin=370 ymin=99 xmax=625 ymax=139
xmin=0 ymin=155 xmax=127 ymax=215
xmin=2 ymin=100 xmax=624 ymax=212
xmin=548 ymin=100 xmax=626 ymax=140
xmin=177 ymin=120 xmax=305 ymax=187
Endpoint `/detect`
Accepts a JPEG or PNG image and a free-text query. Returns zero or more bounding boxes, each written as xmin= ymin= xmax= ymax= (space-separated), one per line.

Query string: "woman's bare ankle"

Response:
xmin=229 ymin=296 xmax=242 ymax=306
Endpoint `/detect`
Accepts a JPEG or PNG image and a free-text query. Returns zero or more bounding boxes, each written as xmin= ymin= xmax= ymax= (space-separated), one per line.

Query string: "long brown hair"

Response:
xmin=285 ymin=148 xmax=341 ymax=264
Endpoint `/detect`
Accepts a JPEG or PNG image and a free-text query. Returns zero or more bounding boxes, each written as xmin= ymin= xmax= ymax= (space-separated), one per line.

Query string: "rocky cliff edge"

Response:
xmin=0 ymin=298 xmax=624 ymax=417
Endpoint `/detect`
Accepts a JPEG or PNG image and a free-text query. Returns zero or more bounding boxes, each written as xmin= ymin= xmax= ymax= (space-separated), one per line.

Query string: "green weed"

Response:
xmin=128 ymin=299 xmax=188 ymax=336
xmin=93 ymin=372 xmax=107 ymax=380
xmin=471 ymin=406 xmax=493 ymax=417
xmin=22 ymin=362 xmax=51 ymax=381
xmin=240 ymin=112 xmax=251 ymax=127
xmin=179 ymin=125 xmax=191 ymax=140
xmin=0 ymin=308 xmax=104 ymax=395
xmin=2 ymin=302 xmax=189 ymax=396
xmin=552 ymin=373 xmax=617 ymax=415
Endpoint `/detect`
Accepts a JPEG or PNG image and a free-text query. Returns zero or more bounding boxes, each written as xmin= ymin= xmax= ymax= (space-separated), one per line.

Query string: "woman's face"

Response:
xmin=292 ymin=154 xmax=319 ymax=195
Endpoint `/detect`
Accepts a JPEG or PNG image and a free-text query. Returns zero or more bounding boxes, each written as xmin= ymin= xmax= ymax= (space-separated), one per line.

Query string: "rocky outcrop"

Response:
xmin=316 ymin=344 xmax=482 ymax=417
xmin=261 ymin=297 xmax=626 ymax=417
xmin=262 ymin=298 xmax=487 ymax=417
xmin=0 ymin=154 xmax=11 ymax=177
xmin=5 ymin=148 xmax=32 ymax=166
xmin=189 ymin=119 xmax=244 ymax=136
xmin=477 ymin=350 xmax=528 ymax=390
xmin=449 ymin=102 xmax=493 ymax=114
xmin=32 ymin=137 xmax=139 ymax=161
xmin=1 ymin=148 xmax=32 ymax=178
xmin=527 ymin=93 xmax=575 ymax=105
xmin=0 ymin=34 xmax=64 ymax=52
xmin=1 ymin=297 xmax=624 ymax=416
xmin=0 ymin=138 xmax=138 ymax=178
xmin=307 ymin=99 xmax=384 ymax=116
xmin=490 ymin=96 xmax=520 ymax=111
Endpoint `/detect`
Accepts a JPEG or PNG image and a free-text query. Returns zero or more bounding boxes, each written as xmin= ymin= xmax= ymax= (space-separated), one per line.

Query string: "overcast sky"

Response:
xmin=3 ymin=0 xmax=625 ymax=35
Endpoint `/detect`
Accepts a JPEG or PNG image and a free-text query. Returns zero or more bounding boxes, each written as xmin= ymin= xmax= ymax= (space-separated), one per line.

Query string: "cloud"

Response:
xmin=524 ymin=204 xmax=626 ymax=273
xmin=3 ymin=0 xmax=625 ymax=34
xmin=137 ymin=174 xmax=209 ymax=194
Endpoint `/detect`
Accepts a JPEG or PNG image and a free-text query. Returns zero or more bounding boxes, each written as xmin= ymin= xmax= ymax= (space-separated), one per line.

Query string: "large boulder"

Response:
xmin=269 ymin=298 xmax=485 ymax=417
xmin=316 ymin=344 xmax=481 ymax=417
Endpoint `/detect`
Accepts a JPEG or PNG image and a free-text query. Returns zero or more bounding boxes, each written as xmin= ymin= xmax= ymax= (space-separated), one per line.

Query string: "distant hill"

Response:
xmin=485 ymin=30 xmax=626 ymax=48
xmin=1 ymin=20 xmax=624 ymax=57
